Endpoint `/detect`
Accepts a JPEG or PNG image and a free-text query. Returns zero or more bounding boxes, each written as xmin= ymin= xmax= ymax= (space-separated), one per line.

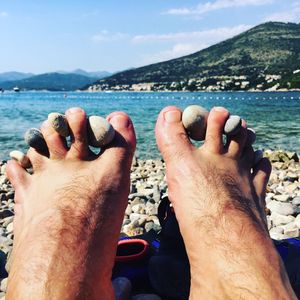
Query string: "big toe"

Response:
xmin=155 ymin=106 xmax=193 ymax=164
xmin=6 ymin=160 xmax=30 ymax=203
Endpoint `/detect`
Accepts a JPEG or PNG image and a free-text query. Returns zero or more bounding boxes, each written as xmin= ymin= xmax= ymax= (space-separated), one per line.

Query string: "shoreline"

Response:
xmin=0 ymin=149 xmax=299 ymax=295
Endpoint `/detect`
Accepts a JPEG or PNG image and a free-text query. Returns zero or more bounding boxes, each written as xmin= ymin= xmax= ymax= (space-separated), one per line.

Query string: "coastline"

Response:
xmin=0 ymin=149 xmax=299 ymax=295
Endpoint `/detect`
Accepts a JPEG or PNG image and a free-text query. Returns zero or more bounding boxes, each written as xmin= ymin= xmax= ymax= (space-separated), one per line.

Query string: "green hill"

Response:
xmin=1 ymin=73 xmax=98 ymax=91
xmin=89 ymin=22 xmax=300 ymax=91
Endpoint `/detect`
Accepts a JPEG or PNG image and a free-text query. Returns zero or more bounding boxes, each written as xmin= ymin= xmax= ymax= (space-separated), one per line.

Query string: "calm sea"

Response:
xmin=0 ymin=91 xmax=299 ymax=160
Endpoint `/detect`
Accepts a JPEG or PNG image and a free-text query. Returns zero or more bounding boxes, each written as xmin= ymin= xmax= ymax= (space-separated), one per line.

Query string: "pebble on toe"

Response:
xmin=87 ymin=116 xmax=115 ymax=147
xmin=182 ymin=105 xmax=209 ymax=141
xmin=246 ymin=128 xmax=256 ymax=145
xmin=24 ymin=128 xmax=48 ymax=154
xmin=224 ymin=115 xmax=242 ymax=136
xmin=9 ymin=150 xmax=31 ymax=168
xmin=48 ymin=112 xmax=70 ymax=137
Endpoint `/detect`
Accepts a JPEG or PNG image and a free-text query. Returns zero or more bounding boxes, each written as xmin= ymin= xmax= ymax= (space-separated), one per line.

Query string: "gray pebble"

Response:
xmin=87 ymin=116 xmax=115 ymax=147
xmin=246 ymin=128 xmax=256 ymax=145
xmin=224 ymin=115 xmax=242 ymax=136
xmin=24 ymin=128 xmax=48 ymax=154
xmin=48 ymin=112 xmax=70 ymax=137
xmin=182 ymin=105 xmax=208 ymax=141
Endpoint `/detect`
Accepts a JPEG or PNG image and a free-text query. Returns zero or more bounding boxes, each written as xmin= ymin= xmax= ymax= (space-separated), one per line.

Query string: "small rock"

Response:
xmin=273 ymin=194 xmax=290 ymax=202
xmin=9 ymin=150 xmax=31 ymax=168
xmin=224 ymin=115 xmax=242 ymax=136
xmin=182 ymin=105 xmax=208 ymax=141
xmin=48 ymin=113 xmax=70 ymax=137
xmin=270 ymin=212 xmax=295 ymax=226
xmin=0 ymin=278 xmax=7 ymax=292
xmin=284 ymin=227 xmax=299 ymax=238
xmin=131 ymin=204 xmax=146 ymax=214
xmin=292 ymin=197 xmax=300 ymax=206
xmin=267 ymin=200 xmax=295 ymax=216
xmin=87 ymin=116 xmax=115 ymax=147
xmin=6 ymin=222 xmax=13 ymax=235
xmin=24 ymin=128 xmax=48 ymax=154
xmin=269 ymin=227 xmax=284 ymax=234
xmin=295 ymin=214 xmax=300 ymax=228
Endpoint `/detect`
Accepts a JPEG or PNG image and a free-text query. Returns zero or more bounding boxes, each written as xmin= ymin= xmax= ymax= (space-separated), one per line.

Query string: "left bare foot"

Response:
xmin=6 ymin=108 xmax=136 ymax=300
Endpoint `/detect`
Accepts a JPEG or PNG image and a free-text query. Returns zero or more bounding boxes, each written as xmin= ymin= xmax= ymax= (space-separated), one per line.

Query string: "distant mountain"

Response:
xmin=0 ymin=72 xmax=34 ymax=83
xmin=87 ymin=22 xmax=300 ymax=91
xmin=71 ymin=69 xmax=112 ymax=79
xmin=0 ymin=73 xmax=98 ymax=91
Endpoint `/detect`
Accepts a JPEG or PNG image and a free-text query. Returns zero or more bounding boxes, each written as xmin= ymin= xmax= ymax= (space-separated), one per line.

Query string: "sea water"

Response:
xmin=0 ymin=91 xmax=299 ymax=160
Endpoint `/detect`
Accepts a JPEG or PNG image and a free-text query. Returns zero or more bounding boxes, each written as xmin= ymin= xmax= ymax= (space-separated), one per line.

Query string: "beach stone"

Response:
xmin=269 ymin=231 xmax=286 ymax=240
xmin=132 ymin=294 xmax=162 ymax=300
xmin=182 ymin=105 xmax=208 ymax=141
xmin=269 ymin=226 xmax=284 ymax=235
xmin=246 ymin=128 xmax=256 ymax=145
xmin=9 ymin=150 xmax=31 ymax=168
xmin=253 ymin=150 xmax=264 ymax=165
xmin=87 ymin=116 xmax=115 ymax=147
xmin=292 ymin=197 xmax=300 ymax=206
xmin=0 ymin=165 xmax=6 ymax=176
xmin=295 ymin=214 xmax=300 ymax=228
xmin=125 ymin=204 xmax=132 ymax=216
xmin=266 ymin=200 xmax=295 ymax=216
xmin=224 ymin=115 xmax=241 ymax=136
xmin=48 ymin=113 xmax=70 ymax=137
xmin=0 ymin=210 xmax=13 ymax=219
xmin=273 ymin=194 xmax=291 ymax=202
xmin=0 ymin=292 xmax=5 ymax=299
xmin=285 ymin=172 xmax=298 ymax=182
xmin=131 ymin=204 xmax=146 ymax=214
xmin=5 ymin=223 xmax=13 ymax=235
xmin=0 ymin=278 xmax=7 ymax=292
xmin=112 ymin=277 xmax=132 ymax=300
xmin=284 ymin=227 xmax=299 ymax=238
xmin=24 ymin=128 xmax=48 ymax=153
xmin=145 ymin=202 xmax=158 ymax=216
xmin=270 ymin=212 xmax=295 ymax=226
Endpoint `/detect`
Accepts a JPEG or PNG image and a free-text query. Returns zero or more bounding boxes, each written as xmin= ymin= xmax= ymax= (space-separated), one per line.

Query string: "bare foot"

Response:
xmin=156 ymin=106 xmax=296 ymax=299
xmin=6 ymin=108 xmax=136 ymax=300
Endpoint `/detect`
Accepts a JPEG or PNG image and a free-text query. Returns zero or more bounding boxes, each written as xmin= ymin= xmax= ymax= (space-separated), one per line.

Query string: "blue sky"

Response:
xmin=0 ymin=0 xmax=299 ymax=73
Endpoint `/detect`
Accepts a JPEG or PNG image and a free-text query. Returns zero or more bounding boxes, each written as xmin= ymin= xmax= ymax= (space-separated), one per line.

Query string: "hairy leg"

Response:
xmin=6 ymin=108 xmax=136 ymax=300
xmin=156 ymin=106 xmax=296 ymax=300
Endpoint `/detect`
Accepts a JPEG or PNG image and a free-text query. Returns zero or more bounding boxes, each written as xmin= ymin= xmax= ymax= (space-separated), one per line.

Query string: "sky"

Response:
xmin=0 ymin=0 xmax=300 ymax=74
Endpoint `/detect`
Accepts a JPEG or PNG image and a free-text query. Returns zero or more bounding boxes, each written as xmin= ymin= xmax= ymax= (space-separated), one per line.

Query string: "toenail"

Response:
xmin=110 ymin=114 xmax=130 ymax=128
xmin=164 ymin=110 xmax=181 ymax=123
xmin=213 ymin=106 xmax=228 ymax=113
xmin=67 ymin=107 xmax=84 ymax=114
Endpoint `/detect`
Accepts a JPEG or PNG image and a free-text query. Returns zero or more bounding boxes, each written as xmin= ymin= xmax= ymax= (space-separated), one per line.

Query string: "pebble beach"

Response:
xmin=0 ymin=149 xmax=299 ymax=298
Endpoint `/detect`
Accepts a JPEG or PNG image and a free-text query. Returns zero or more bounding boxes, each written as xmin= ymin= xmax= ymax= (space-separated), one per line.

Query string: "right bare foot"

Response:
xmin=156 ymin=106 xmax=296 ymax=299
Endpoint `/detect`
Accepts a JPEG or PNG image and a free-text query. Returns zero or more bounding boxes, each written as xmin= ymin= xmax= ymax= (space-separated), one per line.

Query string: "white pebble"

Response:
xmin=182 ymin=105 xmax=208 ymax=141
xmin=224 ymin=115 xmax=242 ymax=136
xmin=9 ymin=150 xmax=31 ymax=168
xmin=87 ymin=116 xmax=115 ymax=147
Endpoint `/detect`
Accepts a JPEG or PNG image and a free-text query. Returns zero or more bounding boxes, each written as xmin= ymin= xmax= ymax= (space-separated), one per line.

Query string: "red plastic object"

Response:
xmin=116 ymin=239 xmax=150 ymax=262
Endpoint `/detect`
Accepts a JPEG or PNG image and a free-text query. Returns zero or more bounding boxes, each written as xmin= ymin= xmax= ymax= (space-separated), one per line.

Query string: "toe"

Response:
xmin=155 ymin=106 xmax=193 ymax=164
xmin=65 ymin=107 xmax=89 ymax=159
xmin=27 ymin=148 xmax=46 ymax=172
xmin=226 ymin=119 xmax=248 ymax=158
xmin=40 ymin=120 xmax=68 ymax=159
xmin=101 ymin=112 xmax=136 ymax=169
xmin=6 ymin=160 xmax=30 ymax=202
xmin=203 ymin=107 xmax=229 ymax=154
xmin=252 ymin=158 xmax=272 ymax=206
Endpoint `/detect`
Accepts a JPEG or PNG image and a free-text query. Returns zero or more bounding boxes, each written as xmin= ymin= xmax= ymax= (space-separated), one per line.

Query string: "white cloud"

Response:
xmin=92 ymin=30 xmax=129 ymax=43
xmin=0 ymin=11 xmax=8 ymax=18
xmin=165 ymin=0 xmax=274 ymax=16
xmin=132 ymin=24 xmax=252 ymax=44
xmin=136 ymin=24 xmax=252 ymax=66
xmin=264 ymin=2 xmax=300 ymax=22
